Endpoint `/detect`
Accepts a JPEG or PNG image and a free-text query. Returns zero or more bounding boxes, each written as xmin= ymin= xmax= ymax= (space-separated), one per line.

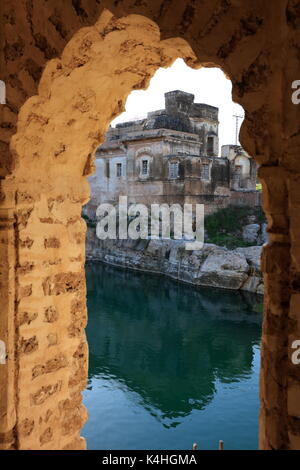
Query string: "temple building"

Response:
xmin=86 ymin=90 xmax=260 ymax=219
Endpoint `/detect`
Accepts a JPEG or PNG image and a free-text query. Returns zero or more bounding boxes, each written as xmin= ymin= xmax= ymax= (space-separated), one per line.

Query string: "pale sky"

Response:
xmin=111 ymin=58 xmax=245 ymax=156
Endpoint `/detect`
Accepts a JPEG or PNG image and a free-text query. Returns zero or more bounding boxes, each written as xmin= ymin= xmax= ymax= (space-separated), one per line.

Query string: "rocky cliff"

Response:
xmin=86 ymin=228 xmax=263 ymax=295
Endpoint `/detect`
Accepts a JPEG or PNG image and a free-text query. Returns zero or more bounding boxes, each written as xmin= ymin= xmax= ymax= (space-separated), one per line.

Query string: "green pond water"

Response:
xmin=82 ymin=263 xmax=262 ymax=450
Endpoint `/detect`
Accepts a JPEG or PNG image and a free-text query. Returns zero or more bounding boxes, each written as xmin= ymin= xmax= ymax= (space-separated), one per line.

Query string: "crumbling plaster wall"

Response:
xmin=0 ymin=0 xmax=300 ymax=450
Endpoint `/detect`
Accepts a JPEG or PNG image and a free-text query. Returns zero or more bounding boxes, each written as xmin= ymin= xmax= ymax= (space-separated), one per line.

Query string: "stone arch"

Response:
xmin=0 ymin=10 xmax=202 ymax=451
xmin=1 ymin=0 xmax=300 ymax=451
xmin=234 ymin=155 xmax=250 ymax=177
xmin=135 ymin=147 xmax=154 ymax=158
xmin=232 ymin=155 xmax=251 ymax=189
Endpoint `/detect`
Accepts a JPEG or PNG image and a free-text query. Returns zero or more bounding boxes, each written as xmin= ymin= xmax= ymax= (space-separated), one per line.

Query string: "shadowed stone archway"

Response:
xmin=1 ymin=0 xmax=300 ymax=450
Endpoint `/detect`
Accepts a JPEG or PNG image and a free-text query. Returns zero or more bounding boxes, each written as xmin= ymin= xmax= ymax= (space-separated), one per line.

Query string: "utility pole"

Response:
xmin=233 ymin=114 xmax=243 ymax=145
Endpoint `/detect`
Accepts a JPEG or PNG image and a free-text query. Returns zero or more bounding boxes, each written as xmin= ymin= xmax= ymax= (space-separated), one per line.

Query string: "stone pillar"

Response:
xmin=12 ymin=179 xmax=89 ymax=449
xmin=259 ymin=166 xmax=290 ymax=449
xmin=259 ymin=161 xmax=300 ymax=449
xmin=287 ymin=172 xmax=300 ymax=449
xmin=0 ymin=201 xmax=17 ymax=449
xmin=0 ymin=176 xmax=90 ymax=450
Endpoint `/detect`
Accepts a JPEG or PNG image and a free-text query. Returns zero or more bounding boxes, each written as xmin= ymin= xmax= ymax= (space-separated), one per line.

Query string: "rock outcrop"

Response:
xmin=86 ymin=228 xmax=263 ymax=295
xmin=241 ymin=222 xmax=268 ymax=245
xmin=242 ymin=223 xmax=260 ymax=243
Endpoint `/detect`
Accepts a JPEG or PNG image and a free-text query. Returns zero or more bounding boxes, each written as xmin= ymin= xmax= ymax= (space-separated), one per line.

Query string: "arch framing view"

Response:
xmin=0 ymin=0 xmax=300 ymax=450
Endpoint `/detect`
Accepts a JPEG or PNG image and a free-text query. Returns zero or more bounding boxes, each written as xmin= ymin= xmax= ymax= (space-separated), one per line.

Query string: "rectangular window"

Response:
xmin=106 ymin=161 xmax=110 ymax=178
xmin=142 ymin=160 xmax=148 ymax=175
xmin=169 ymin=162 xmax=179 ymax=179
xmin=207 ymin=136 xmax=214 ymax=155
xmin=201 ymin=164 xmax=210 ymax=181
xmin=116 ymin=163 xmax=122 ymax=177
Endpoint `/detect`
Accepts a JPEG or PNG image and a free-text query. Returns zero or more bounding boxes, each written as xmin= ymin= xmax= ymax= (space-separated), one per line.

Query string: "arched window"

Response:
xmin=136 ymin=156 xmax=151 ymax=179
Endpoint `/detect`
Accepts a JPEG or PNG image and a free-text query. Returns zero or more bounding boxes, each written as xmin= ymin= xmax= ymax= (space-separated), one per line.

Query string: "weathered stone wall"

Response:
xmin=1 ymin=0 xmax=300 ymax=450
xmin=0 ymin=6 xmax=198 ymax=451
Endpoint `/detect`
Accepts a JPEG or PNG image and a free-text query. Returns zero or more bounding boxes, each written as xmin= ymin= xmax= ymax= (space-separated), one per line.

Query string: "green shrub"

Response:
xmin=205 ymin=205 xmax=266 ymax=249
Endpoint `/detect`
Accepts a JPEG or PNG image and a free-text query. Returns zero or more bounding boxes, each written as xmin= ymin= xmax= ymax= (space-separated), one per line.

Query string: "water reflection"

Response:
xmin=84 ymin=263 xmax=262 ymax=449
